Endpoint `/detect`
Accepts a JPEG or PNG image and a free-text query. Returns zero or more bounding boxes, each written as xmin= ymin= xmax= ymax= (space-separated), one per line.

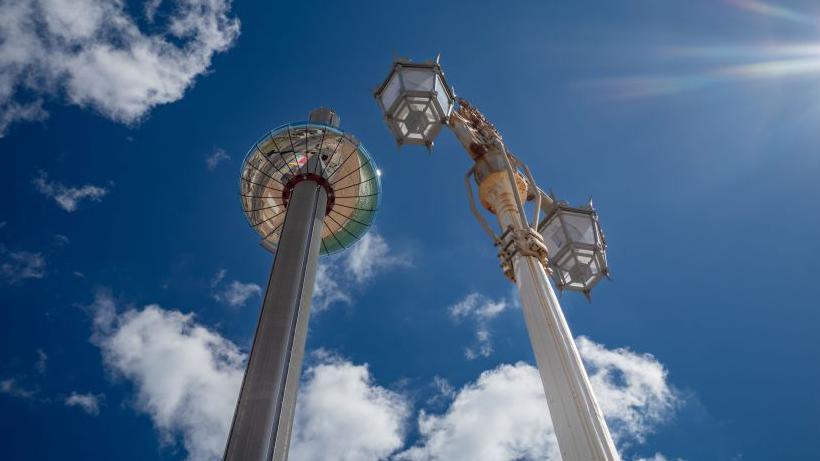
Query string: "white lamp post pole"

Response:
xmin=478 ymin=170 xmax=619 ymax=461
xmin=375 ymin=59 xmax=620 ymax=461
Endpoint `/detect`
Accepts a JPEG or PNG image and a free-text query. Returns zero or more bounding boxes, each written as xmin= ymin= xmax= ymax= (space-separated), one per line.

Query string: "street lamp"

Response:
xmin=374 ymin=58 xmax=619 ymax=461
xmin=539 ymin=200 xmax=609 ymax=297
xmin=373 ymin=56 xmax=455 ymax=148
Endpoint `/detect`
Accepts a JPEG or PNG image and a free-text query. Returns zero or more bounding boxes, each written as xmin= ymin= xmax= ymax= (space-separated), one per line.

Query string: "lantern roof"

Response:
xmin=373 ymin=56 xmax=456 ymax=105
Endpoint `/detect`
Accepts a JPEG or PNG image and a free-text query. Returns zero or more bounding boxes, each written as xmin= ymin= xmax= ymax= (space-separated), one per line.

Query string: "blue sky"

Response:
xmin=2 ymin=0 xmax=819 ymax=460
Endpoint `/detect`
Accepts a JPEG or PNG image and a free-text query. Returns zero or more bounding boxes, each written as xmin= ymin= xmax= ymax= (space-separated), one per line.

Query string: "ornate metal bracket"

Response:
xmin=496 ymin=225 xmax=550 ymax=282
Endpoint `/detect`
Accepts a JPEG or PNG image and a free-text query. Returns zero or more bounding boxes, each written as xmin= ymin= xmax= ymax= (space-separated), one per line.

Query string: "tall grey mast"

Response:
xmin=225 ymin=109 xmax=381 ymax=461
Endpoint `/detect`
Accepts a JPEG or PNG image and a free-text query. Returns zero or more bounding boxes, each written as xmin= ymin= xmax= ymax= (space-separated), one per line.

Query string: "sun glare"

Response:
xmin=585 ymin=1 xmax=820 ymax=98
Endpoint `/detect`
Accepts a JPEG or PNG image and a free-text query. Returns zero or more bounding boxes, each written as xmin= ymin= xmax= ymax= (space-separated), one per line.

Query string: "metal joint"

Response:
xmin=495 ymin=225 xmax=550 ymax=282
xmin=282 ymin=173 xmax=335 ymax=214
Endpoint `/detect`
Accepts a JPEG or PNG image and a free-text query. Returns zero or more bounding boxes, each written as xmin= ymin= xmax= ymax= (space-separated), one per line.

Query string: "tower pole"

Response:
xmin=224 ymin=179 xmax=327 ymax=461
xmin=478 ymin=171 xmax=619 ymax=461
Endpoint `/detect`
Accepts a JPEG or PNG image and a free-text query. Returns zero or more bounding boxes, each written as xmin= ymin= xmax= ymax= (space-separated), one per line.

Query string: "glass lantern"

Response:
xmin=537 ymin=201 xmax=609 ymax=296
xmin=374 ymin=57 xmax=456 ymax=148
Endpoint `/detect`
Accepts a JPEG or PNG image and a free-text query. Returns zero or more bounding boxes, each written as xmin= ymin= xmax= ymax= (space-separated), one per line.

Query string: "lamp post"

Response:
xmin=374 ymin=59 xmax=618 ymax=461
xmin=225 ymin=108 xmax=381 ymax=461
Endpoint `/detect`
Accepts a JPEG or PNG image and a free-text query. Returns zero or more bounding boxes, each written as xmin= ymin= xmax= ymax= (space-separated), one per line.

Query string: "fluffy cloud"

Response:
xmin=33 ymin=171 xmax=108 ymax=212
xmin=448 ymin=293 xmax=510 ymax=360
xmin=396 ymin=363 xmax=557 ymax=461
xmin=65 ymin=392 xmax=103 ymax=415
xmin=312 ymin=262 xmax=353 ymax=311
xmin=290 ymin=354 xmax=410 ymax=461
xmin=206 ymin=148 xmax=231 ymax=170
xmin=314 ymin=230 xmax=409 ymax=311
xmin=86 ymin=287 xmax=678 ymax=461
xmin=210 ymin=269 xmax=261 ymax=307
xmin=89 ymin=290 xmax=245 ymax=460
xmin=0 ymin=100 xmax=47 ymax=136
xmin=34 ymin=349 xmax=47 ymax=374
xmin=397 ymin=337 xmax=678 ymax=461
xmin=0 ymin=0 xmax=240 ymax=137
xmin=449 ymin=293 xmax=508 ymax=321
xmin=634 ymin=454 xmax=684 ymax=461
xmin=345 ymin=232 xmax=411 ymax=284
xmin=88 ymin=291 xmax=407 ymax=461
xmin=1 ymin=249 xmax=46 ymax=283
xmin=0 ymin=378 xmax=36 ymax=400
xmin=576 ymin=337 xmax=678 ymax=444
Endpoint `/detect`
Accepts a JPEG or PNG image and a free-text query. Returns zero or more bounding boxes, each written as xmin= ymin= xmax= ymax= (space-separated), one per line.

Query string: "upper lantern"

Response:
xmin=538 ymin=201 xmax=609 ymax=296
xmin=374 ymin=57 xmax=456 ymax=148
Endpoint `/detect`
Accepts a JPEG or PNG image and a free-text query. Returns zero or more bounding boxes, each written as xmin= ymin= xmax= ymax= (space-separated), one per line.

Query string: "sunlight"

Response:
xmin=583 ymin=2 xmax=820 ymax=98
xmin=727 ymin=0 xmax=820 ymax=26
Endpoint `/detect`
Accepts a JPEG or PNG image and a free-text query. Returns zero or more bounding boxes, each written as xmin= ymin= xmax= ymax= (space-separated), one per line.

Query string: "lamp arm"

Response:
xmin=500 ymin=144 xmax=532 ymax=229
xmin=464 ymin=167 xmax=499 ymax=242
xmin=506 ymin=152 xmax=544 ymax=229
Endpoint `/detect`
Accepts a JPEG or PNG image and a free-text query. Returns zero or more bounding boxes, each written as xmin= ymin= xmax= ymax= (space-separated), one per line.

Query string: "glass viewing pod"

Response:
xmin=240 ymin=121 xmax=381 ymax=255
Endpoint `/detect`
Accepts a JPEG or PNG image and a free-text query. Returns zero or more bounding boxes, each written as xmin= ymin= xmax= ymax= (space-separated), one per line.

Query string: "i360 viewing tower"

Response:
xmin=224 ymin=108 xmax=380 ymax=461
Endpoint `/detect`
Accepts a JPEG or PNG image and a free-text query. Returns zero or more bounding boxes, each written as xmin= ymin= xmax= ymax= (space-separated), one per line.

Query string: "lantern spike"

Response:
xmin=583 ymin=290 xmax=592 ymax=303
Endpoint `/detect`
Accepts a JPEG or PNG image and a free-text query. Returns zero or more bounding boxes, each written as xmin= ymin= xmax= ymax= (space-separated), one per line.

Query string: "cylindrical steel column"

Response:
xmin=224 ymin=180 xmax=328 ymax=461
xmin=478 ymin=171 xmax=619 ymax=461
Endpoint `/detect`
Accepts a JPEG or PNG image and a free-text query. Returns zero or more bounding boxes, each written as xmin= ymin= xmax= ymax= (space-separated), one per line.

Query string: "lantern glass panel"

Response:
xmin=562 ymin=212 xmax=596 ymax=245
xmin=380 ymin=73 xmax=402 ymax=111
xmin=402 ymin=68 xmax=436 ymax=91
xmin=541 ymin=217 xmax=567 ymax=256
xmin=434 ymin=75 xmax=453 ymax=116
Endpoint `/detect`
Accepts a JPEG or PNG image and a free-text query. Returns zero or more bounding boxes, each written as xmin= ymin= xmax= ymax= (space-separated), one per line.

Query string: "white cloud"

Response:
xmin=210 ymin=268 xmax=227 ymax=287
xmin=345 ymin=231 xmax=411 ymax=284
xmin=313 ymin=230 xmax=409 ymax=311
xmin=34 ymin=349 xmax=47 ymax=374
xmin=216 ymin=280 xmax=261 ymax=307
xmin=89 ymin=290 xmax=245 ymax=461
xmin=290 ymin=354 xmax=409 ymax=461
xmin=33 ymin=171 xmax=108 ymax=212
xmin=210 ymin=269 xmax=261 ymax=307
xmin=1 ymin=249 xmax=46 ymax=283
xmin=449 ymin=292 xmax=508 ymax=321
xmin=65 ymin=392 xmax=103 ymax=415
xmin=0 ymin=378 xmax=36 ymax=400
xmin=88 ymin=290 xmax=410 ymax=461
xmin=576 ymin=337 xmax=678 ymax=445
xmin=448 ymin=293 xmax=510 ymax=360
xmin=145 ymin=0 xmax=164 ymax=22
xmin=0 ymin=100 xmax=47 ymax=136
xmin=206 ymin=148 xmax=230 ymax=170
xmin=84 ymin=286 xmax=679 ymax=461
xmin=634 ymin=454 xmax=684 ymax=461
xmin=397 ymin=337 xmax=679 ymax=461
xmin=312 ymin=262 xmax=352 ymax=312
xmin=0 ymin=0 xmax=240 ymax=137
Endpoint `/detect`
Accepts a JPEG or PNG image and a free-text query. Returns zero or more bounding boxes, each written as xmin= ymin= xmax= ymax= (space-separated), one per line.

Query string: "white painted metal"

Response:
xmin=486 ymin=174 xmax=620 ymax=461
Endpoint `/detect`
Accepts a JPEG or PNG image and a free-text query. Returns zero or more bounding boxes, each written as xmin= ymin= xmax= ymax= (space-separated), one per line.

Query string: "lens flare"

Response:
xmin=726 ymin=0 xmax=820 ymax=26
xmin=581 ymin=2 xmax=820 ymax=98
xmin=587 ymin=54 xmax=820 ymax=99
